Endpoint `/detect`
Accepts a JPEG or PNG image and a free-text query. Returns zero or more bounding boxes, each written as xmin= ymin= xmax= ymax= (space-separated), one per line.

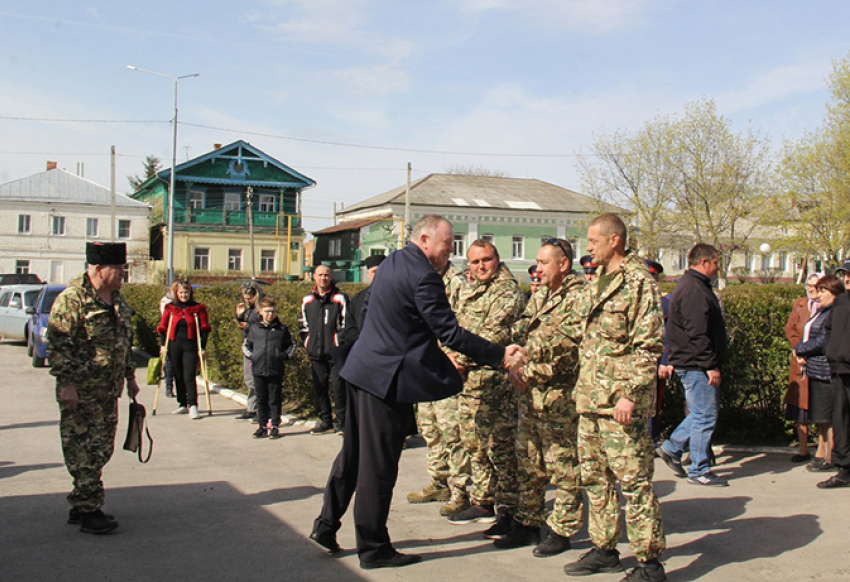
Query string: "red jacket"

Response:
xmin=157 ymin=302 xmax=211 ymax=341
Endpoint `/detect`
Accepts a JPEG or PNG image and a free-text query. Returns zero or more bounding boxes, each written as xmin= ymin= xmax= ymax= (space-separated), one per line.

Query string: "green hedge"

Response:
xmin=123 ymin=282 xmax=365 ymax=416
xmin=657 ymin=283 xmax=803 ymax=445
xmin=123 ymin=281 xmax=805 ymax=444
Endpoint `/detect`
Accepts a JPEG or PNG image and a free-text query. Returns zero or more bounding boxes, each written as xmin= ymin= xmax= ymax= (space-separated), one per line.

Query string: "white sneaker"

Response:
xmin=172 ymin=406 xmax=188 ymax=415
xmin=189 ymin=405 xmax=200 ymax=419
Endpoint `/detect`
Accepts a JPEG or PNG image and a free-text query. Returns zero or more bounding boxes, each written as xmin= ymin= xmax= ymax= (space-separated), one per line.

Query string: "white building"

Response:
xmin=0 ymin=165 xmax=150 ymax=283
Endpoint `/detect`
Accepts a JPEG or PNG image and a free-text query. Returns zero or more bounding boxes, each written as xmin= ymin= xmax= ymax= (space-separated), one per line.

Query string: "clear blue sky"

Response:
xmin=2 ymin=1 xmax=849 ymax=234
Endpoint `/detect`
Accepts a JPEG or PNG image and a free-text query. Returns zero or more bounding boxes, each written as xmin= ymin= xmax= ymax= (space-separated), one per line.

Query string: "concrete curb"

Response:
xmin=203 ymin=376 xmax=316 ymax=428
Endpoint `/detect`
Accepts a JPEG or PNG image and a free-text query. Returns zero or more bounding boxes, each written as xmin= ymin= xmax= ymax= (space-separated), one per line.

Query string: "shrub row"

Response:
xmin=122 ymin=281 xmax=805 ymax=444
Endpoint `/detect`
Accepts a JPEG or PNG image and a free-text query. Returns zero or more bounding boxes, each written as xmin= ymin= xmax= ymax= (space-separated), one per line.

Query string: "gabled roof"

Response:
xmin=0 ymin=168 xmax=149 ymax=208
xmin=340 ymin=173 xmax=620 ymax=215
xmin=156 ymin=140 xmax=316 ymax=189
xmin=312 ymin=217 xmax=387 ymax=236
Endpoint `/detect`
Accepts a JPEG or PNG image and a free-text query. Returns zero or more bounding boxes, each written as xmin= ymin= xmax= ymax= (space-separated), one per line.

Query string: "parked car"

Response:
xmin=26 ymin=284 xmax=66 ymax=368
xmin=0 ymin=284 xmax=45 ymax=343
xmin=0 ymin=273 xmax=44 ymax=287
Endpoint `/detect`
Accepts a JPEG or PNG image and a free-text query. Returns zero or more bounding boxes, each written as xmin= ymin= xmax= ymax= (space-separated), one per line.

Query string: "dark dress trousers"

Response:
xmin=314 ymin=242 xmax=504 ymax=564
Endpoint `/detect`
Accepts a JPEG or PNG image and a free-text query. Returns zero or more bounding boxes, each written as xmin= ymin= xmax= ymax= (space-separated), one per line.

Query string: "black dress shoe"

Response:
xmin=817 ymin=475 xmax=850 ymax=489
xmin=359 ymin=552 xmax=422 ymax=569
xmin=309 ymin=530 xmax=340 ymax=554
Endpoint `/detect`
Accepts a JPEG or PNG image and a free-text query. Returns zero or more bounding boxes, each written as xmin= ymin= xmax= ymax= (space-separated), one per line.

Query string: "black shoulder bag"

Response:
xmin=123 ymin=397 xmax=153 ymax=463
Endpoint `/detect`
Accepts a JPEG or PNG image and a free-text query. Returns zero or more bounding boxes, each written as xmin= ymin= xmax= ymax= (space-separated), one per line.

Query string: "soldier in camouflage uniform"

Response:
xmin=49 ymin=242 xmax=139 ymax=535
xmin=443 ymin=240 xmax=524 ymax=527
xmin=493 ymin=238 xmax=585 ymax=557
xmin=564 ymin=214 xmax=667 ymax=582
xmin=408 ymin=261 xmax=469 ymax=511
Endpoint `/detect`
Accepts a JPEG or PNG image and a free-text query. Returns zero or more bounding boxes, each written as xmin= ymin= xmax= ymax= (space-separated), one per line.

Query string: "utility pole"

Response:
xmin=247 ymin=187 xmax=256 ymax=278
xmin=404 ymin=162 xmax=411 ymax=245
xmin=110 ymin=146 xmax=116 ymax=241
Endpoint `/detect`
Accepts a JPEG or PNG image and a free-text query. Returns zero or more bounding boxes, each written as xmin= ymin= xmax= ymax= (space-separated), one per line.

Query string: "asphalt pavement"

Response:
xmin=1 ymin=339 xmax=848 ymax=581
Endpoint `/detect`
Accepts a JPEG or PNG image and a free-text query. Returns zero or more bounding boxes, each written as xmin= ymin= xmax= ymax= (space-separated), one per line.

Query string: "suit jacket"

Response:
xmin=341 ymin=243 xmax=505 ymax=403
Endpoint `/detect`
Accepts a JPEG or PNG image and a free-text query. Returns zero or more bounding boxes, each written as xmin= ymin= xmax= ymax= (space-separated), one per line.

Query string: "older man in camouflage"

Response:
xmin=49 ymin=242 xmax=139 ymax=535
xmin=408 ymin=260 xmax=471 ymax=514
xmin=564 ymin=214 xmax=667 ymax=582
xmin=442 ymin=239 xmax=524 ymax=527
xmin=494 ymin=238 xmax=585 ymax=557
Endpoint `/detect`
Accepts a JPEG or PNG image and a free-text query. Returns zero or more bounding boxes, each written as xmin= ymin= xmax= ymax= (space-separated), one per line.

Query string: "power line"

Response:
xmin=182 ymin=122 xmax=577 ymax=158
xmin=0 ymin=115 xmax=165 ymax=124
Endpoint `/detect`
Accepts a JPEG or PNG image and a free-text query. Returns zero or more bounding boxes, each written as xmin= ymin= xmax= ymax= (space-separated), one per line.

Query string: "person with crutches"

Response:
xmin=157 ymin=280 xmax=211 ymax=420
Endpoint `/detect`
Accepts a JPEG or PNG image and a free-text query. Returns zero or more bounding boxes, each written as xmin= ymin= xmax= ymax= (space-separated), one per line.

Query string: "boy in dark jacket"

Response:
xmin=243 ymin=297 xmax=295 ymax=439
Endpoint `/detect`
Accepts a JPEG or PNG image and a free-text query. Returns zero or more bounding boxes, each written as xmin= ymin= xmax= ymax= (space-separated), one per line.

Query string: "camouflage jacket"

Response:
xmin=443 ymin=262 xmax=467 ymax=309
xmin=451 ymin=263 xmax=524 ymax=370
xmin=514 ymin=273 xmax=585 ymax=392
xmin=573 ymin=252 xmax=664 ymax=419
xmin=48 ymin=272 xmax=135 ymax=401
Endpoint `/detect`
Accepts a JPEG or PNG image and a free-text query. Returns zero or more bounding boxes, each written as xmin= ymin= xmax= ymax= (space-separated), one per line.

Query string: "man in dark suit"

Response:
xmin=310 ymin=215 xmax=527 ymax=569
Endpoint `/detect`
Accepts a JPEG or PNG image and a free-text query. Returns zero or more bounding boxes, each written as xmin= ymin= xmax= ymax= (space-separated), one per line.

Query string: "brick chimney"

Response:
xmin=214 ymin=143 xmax=222 ymax=150
xmin=46 ymin=161 xmax=57 ymax=171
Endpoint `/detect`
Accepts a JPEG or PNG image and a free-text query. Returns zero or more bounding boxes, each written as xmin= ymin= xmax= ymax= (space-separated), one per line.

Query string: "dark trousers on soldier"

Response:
xmin=311 ymin=358 xmax=345 ymax=426
xmin=314 ymin=381 xmax=412 ymax=563
xmin=254 ymin=374 xmax=283 ymax=428
xmin=169 ymin=338 xmax=199 ymax=408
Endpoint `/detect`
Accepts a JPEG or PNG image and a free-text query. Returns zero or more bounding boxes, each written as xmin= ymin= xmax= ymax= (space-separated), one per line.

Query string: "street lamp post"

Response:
xmin=127 ymin=65 xmax=199 ymax=285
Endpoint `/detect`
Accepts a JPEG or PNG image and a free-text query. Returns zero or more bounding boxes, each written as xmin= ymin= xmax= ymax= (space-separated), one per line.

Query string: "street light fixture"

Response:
xmin=127 ymin=65 xmax=200 ymax=285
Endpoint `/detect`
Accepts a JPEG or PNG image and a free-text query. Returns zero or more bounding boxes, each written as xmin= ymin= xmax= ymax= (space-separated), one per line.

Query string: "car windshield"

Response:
xmin=42 ymin=291 xmax=61 ymax=313
xmin=25 ymin=291 xmax=40 ymax=308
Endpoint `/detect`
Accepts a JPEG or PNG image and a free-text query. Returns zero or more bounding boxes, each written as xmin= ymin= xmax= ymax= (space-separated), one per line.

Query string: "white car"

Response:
xmin=0 ymin=284 xmax=45 ymax=341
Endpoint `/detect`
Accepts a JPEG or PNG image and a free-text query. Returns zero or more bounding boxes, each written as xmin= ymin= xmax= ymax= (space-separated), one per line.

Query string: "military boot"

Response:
xmin=439 ymin=491 xmax=470 ymax=516
xmin=79 ymin=509 xmax=119 ymax=534
xmin=621 ymin=559 xmax=668 ymax=582
xmin=407 ymin=480 xmax=450 ymax=504
xmin=563 ymin=547 xmax=623 ymax=576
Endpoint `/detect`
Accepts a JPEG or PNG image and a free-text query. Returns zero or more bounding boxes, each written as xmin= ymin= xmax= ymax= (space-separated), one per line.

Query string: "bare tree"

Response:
xmin=444 ymin=164 xmax=509 ymax=177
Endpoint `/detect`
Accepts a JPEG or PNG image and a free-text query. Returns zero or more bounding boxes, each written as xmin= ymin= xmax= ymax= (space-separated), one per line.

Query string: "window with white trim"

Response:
xmin=52 ymin=215 xmax=66 ymax=236
xmin=194 ymin=248 xmax=210 ymax=271
xmin=15 ymin=260 xmax=30 ymax=274
xmin=18 ymin=215 xmax=31 ymax=234
xmin=224 ymin=192 xmax=241 ymax=211
xmin=481 ymin=233 xmax=495 ymax=245
xmin=260 ymin=250 xmax=275 ymax=272
xmin=117 ymin=220 xmax=131 ymax=239
xmin=189 ymin=191 xmax=205 ymax=209
xmin=329 ymin=238 xmax=342 ymax=257
xmin=86 ymin=218 xmax=99 ymax=238
xmin=512 ymin=236 xmax=524 ymax=260
xmin=259 ymin=194 xmax=275 ymax=213
xmin=452 ymin=234 xmax=466 ymax=258
xmin=228 ymin=248 xmax=243 ymax=271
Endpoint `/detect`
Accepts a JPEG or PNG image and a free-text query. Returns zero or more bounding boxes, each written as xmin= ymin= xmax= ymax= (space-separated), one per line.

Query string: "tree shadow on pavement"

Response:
xmin=661 ymin=495 xmax=820 ymax=581
xmin=0 ymin=460 xmax=64 ymax=480
xmin=0 ymin=483 xmax=368 ymax=582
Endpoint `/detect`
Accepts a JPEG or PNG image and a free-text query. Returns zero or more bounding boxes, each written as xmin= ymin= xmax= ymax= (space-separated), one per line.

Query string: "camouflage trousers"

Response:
xmin=417 ymin=395 xmax=468 ymax=492
xmin=59 ymin=396 xmax=119 ymax=512
xmin=457 ymin=370 xmax=518 ymax=509
xmin=515 ymin=386 xmax=582 ymax=537
xmin=578 ymin=414 xmax=666 ymax=561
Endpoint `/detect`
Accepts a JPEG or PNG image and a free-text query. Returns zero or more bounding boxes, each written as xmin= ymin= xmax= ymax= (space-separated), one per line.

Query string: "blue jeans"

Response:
xmin=660 ymin=370 xmax=719 ymax=478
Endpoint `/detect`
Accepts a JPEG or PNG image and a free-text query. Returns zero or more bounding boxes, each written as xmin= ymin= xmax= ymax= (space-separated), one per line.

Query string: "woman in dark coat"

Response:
xmin=795 ymin=275 xmax=843 ymax=471
xmin=784 ymin=273 xmax=820 ymax=462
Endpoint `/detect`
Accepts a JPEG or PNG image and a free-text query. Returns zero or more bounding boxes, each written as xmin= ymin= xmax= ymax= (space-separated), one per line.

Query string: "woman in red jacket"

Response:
xmin=157 ymin=280 xmax=211 ymax=419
